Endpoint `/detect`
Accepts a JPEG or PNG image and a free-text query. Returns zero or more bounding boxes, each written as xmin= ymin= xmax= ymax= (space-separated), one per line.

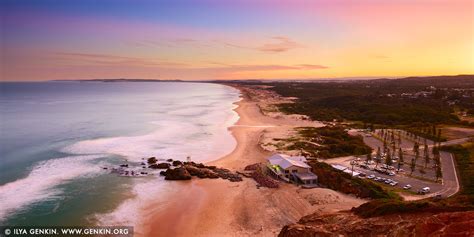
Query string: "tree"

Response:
xmin=375 ymin=148 xmax=381 ymax=168
xmin=375 ymin=155 xmax=381 ymax=168
xmin=410 ymin=158 xmax=416 ymax=175
xmin=432 ymin=146 xmax=438 ymax=156
xmin=424 ymin=148 xmax=430 ymax=168
xmin=385 ymin=151 xmax=392 ymax=170
xmin=436 ymin=165 xmax=442 ymax=181
xmin=413 ymin=142 xmax=419 ymax=156
xmin=366 ymin=153 xmax=372 ymax=164
xmin=398 ymin=148 xmax=404 ymax=164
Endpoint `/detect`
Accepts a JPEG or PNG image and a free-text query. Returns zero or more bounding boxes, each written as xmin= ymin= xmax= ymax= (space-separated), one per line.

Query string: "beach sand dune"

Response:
xmin=144 ymin=84 xmax=365 ymax=236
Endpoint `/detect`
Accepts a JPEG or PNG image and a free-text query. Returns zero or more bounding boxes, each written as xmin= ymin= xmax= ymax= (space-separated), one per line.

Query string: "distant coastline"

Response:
xmin=45 ymin=74 xmax=474 ymax=84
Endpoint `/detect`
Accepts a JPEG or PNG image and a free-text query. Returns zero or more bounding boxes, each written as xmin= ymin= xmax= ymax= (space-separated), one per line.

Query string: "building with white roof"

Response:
xmin=267 ymin=154 xmax=317 ymax=186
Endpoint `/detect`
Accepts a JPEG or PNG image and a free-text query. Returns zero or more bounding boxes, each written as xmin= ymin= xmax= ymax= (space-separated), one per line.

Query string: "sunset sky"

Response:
xmin=1 ymin=0 xmax=473 ymax=81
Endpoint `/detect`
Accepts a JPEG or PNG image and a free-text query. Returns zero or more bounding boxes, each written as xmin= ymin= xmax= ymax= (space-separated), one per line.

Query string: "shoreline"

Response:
xmin=143 ymin=84 xmax=365 ymax=236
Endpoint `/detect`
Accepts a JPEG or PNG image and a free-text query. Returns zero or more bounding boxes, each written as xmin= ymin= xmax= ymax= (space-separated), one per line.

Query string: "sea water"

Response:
xmin=0 ymin=81 xmax=240 ymax=226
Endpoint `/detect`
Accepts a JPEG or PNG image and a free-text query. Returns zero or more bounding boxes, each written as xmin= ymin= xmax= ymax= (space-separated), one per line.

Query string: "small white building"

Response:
xmin=267 ymin=154 xmax=318 ymax=186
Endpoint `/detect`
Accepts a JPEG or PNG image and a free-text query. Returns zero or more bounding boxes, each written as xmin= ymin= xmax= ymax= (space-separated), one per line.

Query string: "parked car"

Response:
xmin=374 ymin=177 xmax=381 ymax=182
xmin=403 ymin=184 xmax=412 ymax=190
xmin=389 ymin=181 xmax=398 ymax=186
xmin=375 ymin=168 xmax=384 ymax=173
xmin=418 ymin=187 xmax=431 ymax=194
xmin=388 ymin=172 xmax=395 ymax=176
xmin=367 ymin=175 xmax=375 ymax=179
xmin=432 ymin=194 xmax=443 ymax=200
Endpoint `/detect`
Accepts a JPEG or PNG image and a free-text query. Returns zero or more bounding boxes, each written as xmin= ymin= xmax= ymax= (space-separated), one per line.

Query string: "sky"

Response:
xmin=1 ymin=0 xmax=473 ymax=81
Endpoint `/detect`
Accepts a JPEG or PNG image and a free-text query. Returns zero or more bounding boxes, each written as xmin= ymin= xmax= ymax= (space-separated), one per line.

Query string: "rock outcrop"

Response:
xmin=172 ymin=160 xmax=183 ymax=166
xmin=148 ymin=163 xmax=170 ymax=169
xmin=162 ymin=167 xmax=192 ymax=180
xmin=278 ymin=211 xmax=474 ymax=237
xmin=159 ymin=160 xmax=243 ymax=182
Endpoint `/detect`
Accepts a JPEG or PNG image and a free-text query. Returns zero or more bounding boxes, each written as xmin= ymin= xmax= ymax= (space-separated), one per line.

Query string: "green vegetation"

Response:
xmin=263 ymin=75 xmax=474 ymax=126
xmin=406 ymin=124 xmax=446 ymax=142
xmin=281 ymin=126 xmax=372 ymax=158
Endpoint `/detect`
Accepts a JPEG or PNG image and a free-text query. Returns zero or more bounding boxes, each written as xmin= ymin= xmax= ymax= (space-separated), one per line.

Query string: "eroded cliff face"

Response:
xmin=278 ymin=211 xmax=474 ymax=237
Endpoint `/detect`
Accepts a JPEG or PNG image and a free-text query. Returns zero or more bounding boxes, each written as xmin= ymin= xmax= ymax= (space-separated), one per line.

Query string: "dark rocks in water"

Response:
xmin=160 ymin=170 xmax=167 ymax=176
xmin=172 ymin=160 xmax=183 ymax=166
xmin=167 ymin=159 xmax=173 ymax=162
xmin=102 ymin=167 xmax=108 ymax=170
xmin=163 ymin=167 xmax=192 ymax=180
xmin=147 ymin=157 xmax=157 ymax=164
xmin=141 ymin=162 xmax=146 ymax=165
xmin=148 ymin=163 xmax=170 ymax=169
xmin=120 ymin=164 xmax=129 ymax=168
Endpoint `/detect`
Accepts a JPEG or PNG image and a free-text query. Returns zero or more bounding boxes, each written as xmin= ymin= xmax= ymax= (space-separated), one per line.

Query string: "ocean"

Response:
xmin=0 ymin=81 xmax=240 ymax=226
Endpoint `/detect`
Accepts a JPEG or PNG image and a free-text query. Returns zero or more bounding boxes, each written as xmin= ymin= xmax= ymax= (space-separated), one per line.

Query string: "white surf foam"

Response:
xmin=91 ymin=86 xmax=241 ymax=227
xmin=0 ymin=154 xmax=104 ymax=221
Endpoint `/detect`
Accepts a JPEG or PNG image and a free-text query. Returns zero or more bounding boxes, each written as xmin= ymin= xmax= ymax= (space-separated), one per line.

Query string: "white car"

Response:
xmin=389 ymin=181 xmax=398 ymax=186
xmin=403 ymin=184 xmax=412 ymax=190
xmin=420 ymin=187 xmax=431 ymax=193
xmin=367 ymin=175 xmax=375 ymax=179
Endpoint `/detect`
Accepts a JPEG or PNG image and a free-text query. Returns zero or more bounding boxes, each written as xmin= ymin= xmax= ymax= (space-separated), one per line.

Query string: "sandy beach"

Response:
xmin=144 ymin=84 xmax=366 ymax=236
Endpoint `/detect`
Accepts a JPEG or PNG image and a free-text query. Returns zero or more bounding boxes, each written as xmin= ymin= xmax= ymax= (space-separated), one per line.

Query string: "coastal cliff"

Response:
xmin=279 ymin=210 xmax=474 ymax=237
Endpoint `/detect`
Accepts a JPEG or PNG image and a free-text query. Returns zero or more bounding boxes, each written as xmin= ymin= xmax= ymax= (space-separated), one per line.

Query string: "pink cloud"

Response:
xmin=52 ymin=52 xmax=188 ymax=67
xmin=257 ymin=36 xmax=304 ymax=53
xmin=218 ymin=36 xmax=304 ymax=53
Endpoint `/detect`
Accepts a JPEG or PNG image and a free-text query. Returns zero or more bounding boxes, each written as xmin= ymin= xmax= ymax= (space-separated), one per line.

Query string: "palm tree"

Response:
xmin=385 ymin=151 xmax=392 ymax=171
xmin=413 ymin=142 xmax=419 ymax=156
xmin=436 ymin=166 xmax=442 ymax=181
xmin=424 ymin=151 xmax=430 ymax=168
xmin=410 ymin=158 xmax=416 ymax=175
xmin=366 ymin=153 xmax=372 ymax=165
xmin=398 ymin=148 xmax=404 ymax=171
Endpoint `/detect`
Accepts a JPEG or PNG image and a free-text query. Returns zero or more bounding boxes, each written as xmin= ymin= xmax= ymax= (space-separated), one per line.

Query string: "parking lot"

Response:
xmin=323 ymin=129 xmax=460 ymax=198
xmin=327 ymin=157 xmax=443 ymax=195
